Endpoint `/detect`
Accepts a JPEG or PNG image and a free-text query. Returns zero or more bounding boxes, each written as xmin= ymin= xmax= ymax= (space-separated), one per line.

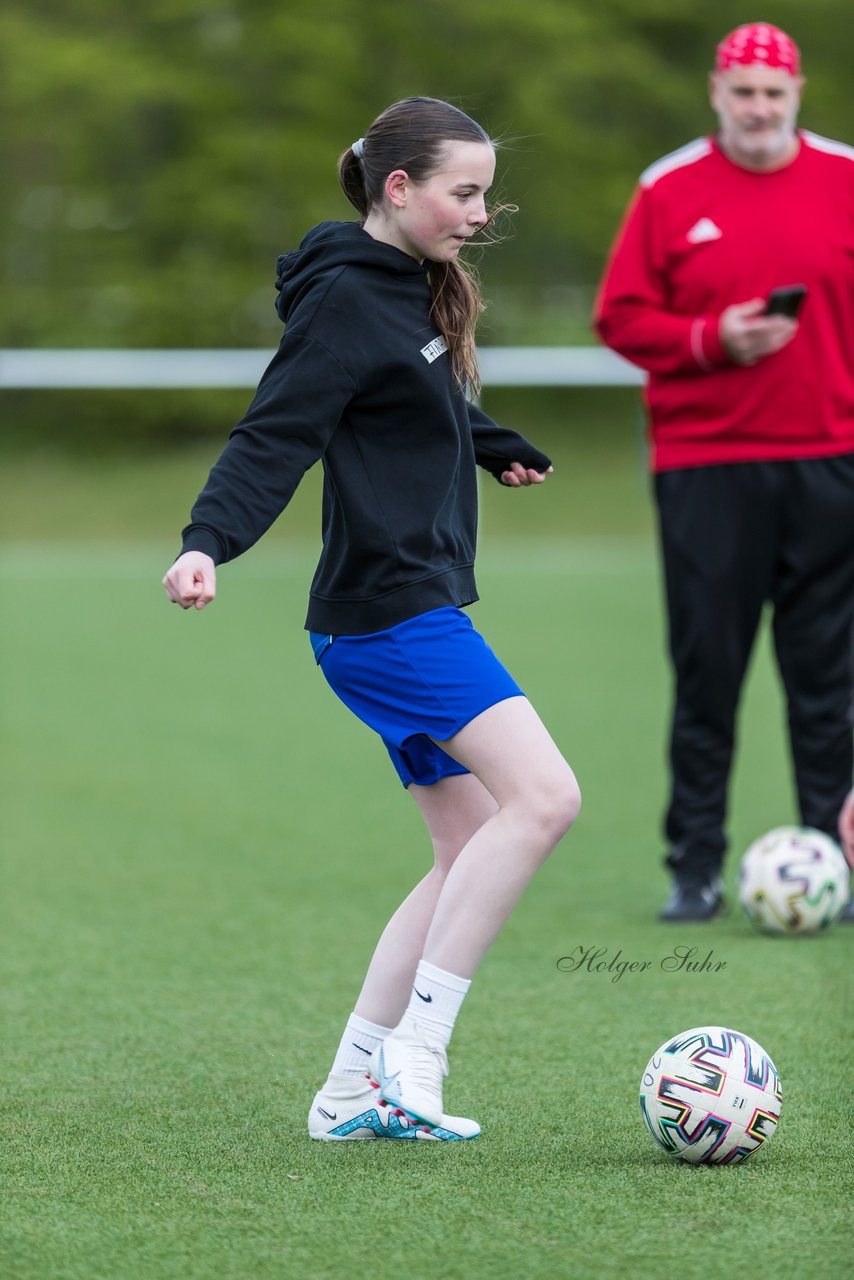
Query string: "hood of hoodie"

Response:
xmin=274 ymin=221 xmax=428 ymax=322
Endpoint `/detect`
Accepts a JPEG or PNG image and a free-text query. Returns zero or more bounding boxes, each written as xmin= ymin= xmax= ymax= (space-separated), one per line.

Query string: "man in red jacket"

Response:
xmin=594 ymin=23 xmax=854 ymax=921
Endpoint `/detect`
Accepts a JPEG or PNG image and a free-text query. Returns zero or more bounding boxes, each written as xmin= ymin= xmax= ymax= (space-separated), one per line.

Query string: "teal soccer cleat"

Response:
xmin=308 ymin=1073 xmax=478 ymax=1141
xmin=368 ymin=1015 xmax=448 ymax=1128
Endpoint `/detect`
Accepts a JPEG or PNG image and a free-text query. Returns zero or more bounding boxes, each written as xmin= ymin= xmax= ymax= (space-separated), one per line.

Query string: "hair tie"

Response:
xmin=352 ymin=138 xmax=365 ymax=159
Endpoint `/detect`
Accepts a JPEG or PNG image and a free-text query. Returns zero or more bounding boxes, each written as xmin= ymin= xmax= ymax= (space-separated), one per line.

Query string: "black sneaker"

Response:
xmin=659 ymin=878 xmax=725 ymax=922
xmin=839 ymin=897 xmax=854 ymax=923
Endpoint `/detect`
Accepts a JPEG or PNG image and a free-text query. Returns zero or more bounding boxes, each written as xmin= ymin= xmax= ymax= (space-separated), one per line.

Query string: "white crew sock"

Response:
xmin=328 ymin=1012 xmax=391 ymax=1080
xmin=403 ymin=959 xmax=471 ymax=1047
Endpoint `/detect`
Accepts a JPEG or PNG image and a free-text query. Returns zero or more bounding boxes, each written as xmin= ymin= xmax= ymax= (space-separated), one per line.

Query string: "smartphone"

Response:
xmin=765 ymin=284 xmax=807 ymax=318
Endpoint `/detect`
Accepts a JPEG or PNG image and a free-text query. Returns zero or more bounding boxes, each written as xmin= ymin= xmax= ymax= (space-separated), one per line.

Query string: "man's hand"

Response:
xmin=719 ymin=298 xmax=798 ymax=366
xmin=162 ymin=551 xmax=217 ymax=611
xmin=500 ymin=462 xmax=554 ymax=487
xmin=839 ymin=788 xmax=854 ymax=867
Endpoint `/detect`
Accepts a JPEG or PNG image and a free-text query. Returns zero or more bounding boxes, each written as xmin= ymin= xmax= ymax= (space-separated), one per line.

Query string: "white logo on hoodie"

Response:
xmin=420 ymin=336 xmax=448 ymax=363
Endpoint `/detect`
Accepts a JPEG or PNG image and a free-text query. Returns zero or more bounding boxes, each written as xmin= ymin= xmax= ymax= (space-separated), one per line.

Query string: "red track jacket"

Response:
xmin=594 ymin=132 xmax=854 ymax=472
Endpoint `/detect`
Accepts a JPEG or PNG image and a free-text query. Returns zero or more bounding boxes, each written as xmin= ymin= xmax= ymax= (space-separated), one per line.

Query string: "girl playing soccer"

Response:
xmin=163 ymin=97 xmax=580 ymax=1140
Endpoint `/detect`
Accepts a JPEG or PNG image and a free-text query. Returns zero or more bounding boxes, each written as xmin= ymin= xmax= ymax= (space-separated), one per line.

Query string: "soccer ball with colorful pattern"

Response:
xmin=738 ymin=826 xmax=849 ymax=934
xmin=639 ymin=1026 xmax=782 ymax=1165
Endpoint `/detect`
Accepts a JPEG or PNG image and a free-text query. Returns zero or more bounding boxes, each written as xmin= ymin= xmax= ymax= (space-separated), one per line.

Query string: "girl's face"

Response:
xmin=371 ymin=140 xmax=496 ymax=262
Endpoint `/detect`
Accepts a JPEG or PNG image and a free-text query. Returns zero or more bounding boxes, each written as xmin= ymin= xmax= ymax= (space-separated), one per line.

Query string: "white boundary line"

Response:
xmin=0 ymin=538 xmax=655 ymax=578
xmin=0 ymin=347 xmax=643 ymax=389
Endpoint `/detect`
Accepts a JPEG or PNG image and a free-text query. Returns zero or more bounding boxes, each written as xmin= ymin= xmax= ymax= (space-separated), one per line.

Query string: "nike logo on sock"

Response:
xmin=352 ymin=1042 xmax=371 ymax=1054
xmin=414 ymin=988 xmax=433 ymax=1003
xmin=317 ymin=1107 xmax=337 ymax=1121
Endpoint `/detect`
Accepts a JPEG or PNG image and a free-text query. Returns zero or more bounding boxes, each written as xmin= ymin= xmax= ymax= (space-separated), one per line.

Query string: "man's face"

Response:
xmin=709 ymin=64 xmax=803 ymax=170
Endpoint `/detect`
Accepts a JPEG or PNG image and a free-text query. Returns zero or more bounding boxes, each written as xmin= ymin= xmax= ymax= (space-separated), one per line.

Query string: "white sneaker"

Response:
xmin=308 ymin=1074 xmax=479 ymax=1141
xmin=368 ymin=1015 xmax=447 ymax=1127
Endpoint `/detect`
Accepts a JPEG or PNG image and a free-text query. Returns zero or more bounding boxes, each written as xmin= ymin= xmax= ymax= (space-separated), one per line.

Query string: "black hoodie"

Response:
xmin=181 ymin=221 xmax=551 ymax=634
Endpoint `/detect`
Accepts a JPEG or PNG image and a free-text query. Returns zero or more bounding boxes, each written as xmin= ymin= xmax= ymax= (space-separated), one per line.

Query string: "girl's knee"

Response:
xmin=568 ymin=771 xmax=582 ymax=825
xmin=556 ymin=770 xmax=582 ymax=837
xmin=533 ymin=766 xmax=581 ymax=845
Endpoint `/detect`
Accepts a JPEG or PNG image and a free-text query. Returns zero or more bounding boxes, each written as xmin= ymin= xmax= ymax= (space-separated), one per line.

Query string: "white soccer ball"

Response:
xmin=639 ymin=1026 xmax=782 ymax=1165
xmin=738 ymin=826 xmax=849 ymax=934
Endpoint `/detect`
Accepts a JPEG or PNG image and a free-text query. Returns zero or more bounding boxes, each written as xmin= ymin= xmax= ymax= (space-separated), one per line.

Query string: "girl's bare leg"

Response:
xmin=353 ymin=773 xmax=499 ymax=1026
xmin=419 ymin=695 xmax=580 ymax=976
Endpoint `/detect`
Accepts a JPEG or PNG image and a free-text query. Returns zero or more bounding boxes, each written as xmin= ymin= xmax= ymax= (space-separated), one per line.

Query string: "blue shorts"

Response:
xmin=310 ymin=607 xmax=523 ymax=787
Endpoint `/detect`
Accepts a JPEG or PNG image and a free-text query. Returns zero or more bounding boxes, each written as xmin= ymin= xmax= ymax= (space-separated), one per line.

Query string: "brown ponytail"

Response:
xmin=337 ymin=97 xmax=511 ymax=395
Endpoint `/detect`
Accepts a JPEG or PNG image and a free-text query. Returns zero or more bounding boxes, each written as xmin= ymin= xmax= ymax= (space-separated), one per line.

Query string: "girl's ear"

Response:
xmin=385 ymin=169 xmax=409 ymax=209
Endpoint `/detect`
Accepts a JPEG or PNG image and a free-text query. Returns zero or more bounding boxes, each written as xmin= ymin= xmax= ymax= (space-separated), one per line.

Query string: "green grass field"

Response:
xmin=1 ymin=438 xmax=851 ymax=1279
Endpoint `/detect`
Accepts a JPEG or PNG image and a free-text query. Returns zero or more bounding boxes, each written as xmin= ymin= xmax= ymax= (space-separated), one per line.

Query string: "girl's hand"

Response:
xmin=162 ymin=551 xmax=217 ymax=611
xmin=500 ymin=462 xmax=554 ymax=487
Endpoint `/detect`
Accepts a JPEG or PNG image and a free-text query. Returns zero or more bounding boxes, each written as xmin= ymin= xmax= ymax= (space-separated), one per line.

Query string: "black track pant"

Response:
xmin=655 ymin=453 xmax=854 ymax=879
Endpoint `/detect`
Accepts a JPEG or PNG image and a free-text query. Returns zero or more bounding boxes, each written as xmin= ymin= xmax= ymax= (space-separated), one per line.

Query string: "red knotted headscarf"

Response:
xmin=715 ymin=23 xmax=801 ymax=76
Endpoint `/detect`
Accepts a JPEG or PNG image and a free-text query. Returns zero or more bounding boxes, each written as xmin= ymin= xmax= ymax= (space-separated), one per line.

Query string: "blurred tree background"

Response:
xmin=2 ymin=0 xmax=852 ymax=452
